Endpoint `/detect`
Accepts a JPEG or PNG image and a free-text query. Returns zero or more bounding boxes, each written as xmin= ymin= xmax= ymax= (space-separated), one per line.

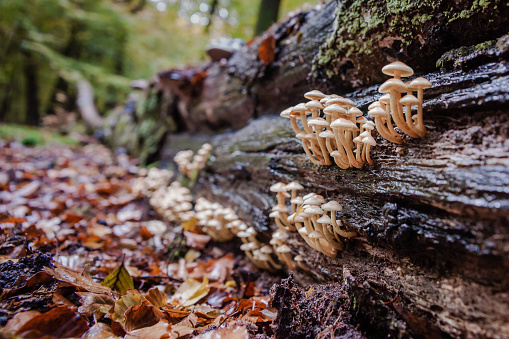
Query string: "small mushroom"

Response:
xmin=294 ymin=255 xmax=309 ymax=271
xmin=408 ymin=77 xmax=432 ymax=137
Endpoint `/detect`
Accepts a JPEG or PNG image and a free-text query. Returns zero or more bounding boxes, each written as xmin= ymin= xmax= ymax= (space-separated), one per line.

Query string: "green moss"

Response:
xmin=0 ymin=124 xmax=78 ymax=146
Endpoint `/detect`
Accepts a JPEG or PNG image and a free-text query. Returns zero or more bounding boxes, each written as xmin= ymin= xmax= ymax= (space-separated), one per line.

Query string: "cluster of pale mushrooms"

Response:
xmin=368 ymin=61 xmax=432 ymax=143
xmin=174 ymin=143 xmax=213 ymax=178
xmin=269 ymin=182 xmax=356 ymax=259
xmin=281 ymin=61 xmax=432 ymax=166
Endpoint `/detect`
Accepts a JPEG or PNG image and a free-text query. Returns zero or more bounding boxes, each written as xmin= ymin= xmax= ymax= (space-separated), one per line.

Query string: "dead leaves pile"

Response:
xmin=0 ymin=141 xmax=276 ymax=338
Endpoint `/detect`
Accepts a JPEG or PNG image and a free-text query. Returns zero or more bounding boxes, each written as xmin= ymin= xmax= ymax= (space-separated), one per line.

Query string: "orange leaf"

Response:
xmin=16 ymin=306 xmax=89 ymax=338
xmin=124 ymin=300 xmax=161 ymax=332
xmin=258 ymin=35 xmax=276 ymax=65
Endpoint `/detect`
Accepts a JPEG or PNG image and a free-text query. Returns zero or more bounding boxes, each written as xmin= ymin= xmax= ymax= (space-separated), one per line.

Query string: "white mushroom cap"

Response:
xmin=294 ymin=255 xmax=304 ymax=262
xmin=409 ymin=77 xmax=432 ymax=89
xmin=303 ymin=192 xmax=317 ymax=200
xmin=298 ymin=227 xmax=309 ymax=235
xmin=382 ymin=61 xmax=414 ymax=78
xmin=272 ymin=205 xmax=289 ymax=213
xmin=286 ymin=182 xmax=304 ymax=191
xmin=276 ymin=245 xmax=292 ymax=253
xmin=237 ymin=231 xmax=250 ymax=238
xmin=368 ymin=101 xmax=382 ymax=110
xmin=269 ymin=238 xmax=278 ymax=245
xmin=362 ymin=136 xmax=376 ymax=146
xmin=304 ymin=206 xmax=324 ymax=215
xmin=308 ymin=231 xmax=323 ymax=239
xmin=305 ymin=100 xmax=324 ymax=110
xmin=303 ymin=195 xmax=326 ymax=205
xmin=359 ymin=131 xmax=371 ymax=138
xmin=323 ymin=104 xmax=347 ymax=115
xmin=269 ymin=211 xmax=281 ymax=218
xmin=307 ymin=118 xmax=329 ymax=127
xmin=280 ymin=106 xmax=293 ymax=118
xmin=319 ymin=130 xmax=335 ymax=138
xmin=379 ymin=78 xmax=408 ymax=94
xmin=316 ymin=215 xmax=332 ymax=224
xmin=322 ymin=201 xmax=343 ymax=211
xmin=347 ymin=107 xmax=363 ymax=117
xmin=293 ymin=103 xmax=307 ymax=112
xmin=304 ymin=90 xmax=326 ymax=101
xmin=272 ymin=231 xmax=288 ymax=240
xmin=379 ymin=93 xmax=391 ymax=104
xmin=260 ymin=245 xmax=273 ymax=254
xmin=270 ymin=182 xmax=288 ymax=192
xmin=290 ymin=196 xmax=304 ymax=205
xmin=400 ymin=94 xmax=419 ymax=106
xmin=326 ymin=97 xmax=355 ymax=108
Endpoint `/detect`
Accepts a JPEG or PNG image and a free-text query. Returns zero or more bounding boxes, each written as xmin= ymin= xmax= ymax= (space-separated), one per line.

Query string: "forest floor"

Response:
xmin=0 ymin=137 xmax=365 ymax=339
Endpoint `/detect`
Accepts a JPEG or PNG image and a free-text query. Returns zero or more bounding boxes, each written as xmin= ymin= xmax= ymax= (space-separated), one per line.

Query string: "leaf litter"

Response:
xmin=0 ymin=140 xmax=278 ymax=338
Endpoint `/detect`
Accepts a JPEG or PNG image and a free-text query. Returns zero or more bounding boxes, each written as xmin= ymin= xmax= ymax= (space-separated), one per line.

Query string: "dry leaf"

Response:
xmin=258 ymin=35 xmax=276 ymax=65
xmin=4 ymin=311 xmax=41 ymax=332
xmin=194 ymin=326 xmax=249 ymax=339
xmin=16 ymin=306 xmax=89 ymax=338
xmin=124 ymin=300 xmax=160 ymax=332
xmin=181 ymin=218 xmax=198 ymax=232
xmin=101 ymin=262 xmax=134 ymax=294
xmin=172 ymin=277 xmax=210 ymax=307
xmin=124 ymin=320 xmax=171 ymax=339
xmin=45 ymin=264 xmax=113 ymax=295
xmin=111 ymin=292 xmax=143 ymax=327
xmin=77 ymin=292 xmax=116 ymax=318
xmin=146 ymin=287 xmax=168 ymax=309
xmin=82 ymin=322 xmax=122 ymax=339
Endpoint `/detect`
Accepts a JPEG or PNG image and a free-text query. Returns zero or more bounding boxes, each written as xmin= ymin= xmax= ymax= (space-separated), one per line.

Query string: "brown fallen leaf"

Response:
xmin=124 ymin=300 xmax=160 ymax=332
xmin=4 ymin=310 xmax=41 ymax=332
xmin=16 ymin=306 xmax=89 ymax=338
xmin=124 ymin=320 xmax=171 ymax=339
xmin=194 ymin=325 xmax=249 ymax=339
xmin=82 ymin=322 xmax=122 ymax=339
xmin=111 ymin=292 xmax=143 ymax=328
xmin=258 ymin=34 xmax=276 ymax=65
xmin=146 ymin=287 xmax=168 ymax=309
xmin=45 ymin=264 xmax=114 ymax=295
xmin=77 ymin=291 xmax=116 ymax=318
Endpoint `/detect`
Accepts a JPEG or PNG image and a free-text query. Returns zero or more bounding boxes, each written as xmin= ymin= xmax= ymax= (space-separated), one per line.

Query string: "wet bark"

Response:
xmin=150 ymin=1 xmax=509 ymax=338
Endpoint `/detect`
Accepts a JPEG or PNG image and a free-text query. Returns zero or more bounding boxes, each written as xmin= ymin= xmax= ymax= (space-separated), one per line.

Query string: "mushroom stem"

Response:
xmin=374 ymin=116 xmax=402 ymax=144
xmin=403 ymin=103 xmax=422 ymax=137
xmin=384 ymin=103 xmax=403 ymax=139
xmin=416 ymin=89 xmax=427 ymax=137
xmin=365 ymin=143 xmax=374 ymax=165
xmin=390 ymin=89 xmax=420 ymax=138
xmin=301 ymin=138 xmax=324 ymax=165
xmin=336 ymin=128 xmax=363 ymax=168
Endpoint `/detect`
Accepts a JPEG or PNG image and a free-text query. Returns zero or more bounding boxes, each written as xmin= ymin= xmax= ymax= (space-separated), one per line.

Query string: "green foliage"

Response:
xmin=0 ymin=123 xmax=78 ymax=145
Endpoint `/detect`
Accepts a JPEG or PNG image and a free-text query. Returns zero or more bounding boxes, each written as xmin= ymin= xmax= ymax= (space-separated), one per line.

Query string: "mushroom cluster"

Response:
xmin=194 ymin=197 xmax=236 ymax=242
xmin=132 ymin=167 xmax=174 ymax=197
xmin=174 ymin=143 xmax=213 ymax=178
xmin=368 ymin=61 xmax=432 ymax=143
xmin=149 ymin=181 xmax=195 ymax=223
xmin=281 ymin=91 xmax=376 ymax=169
xmin=269 ymin=182 xmax=356 ymax=258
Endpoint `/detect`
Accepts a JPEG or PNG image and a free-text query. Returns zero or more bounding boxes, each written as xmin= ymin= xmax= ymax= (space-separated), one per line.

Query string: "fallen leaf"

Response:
xmin=124 ymin=320 xmax=171 ymax=339
xmin=111 ymin=292 xmax=143 ymax=327
xmin=258 ymin=34 xmax=276 ymax=65
xmin=172 ymin=277 xmax=210 ymax=307
xmin=146 ymin=287 xmax=168 ymax=308
xmin=16 ymin=306 xmax=89 ymax=338
xmin=194 ymin=325 xmax=249 ymax=339
xmin=124 ymin=300 xmax=160 ymax=332
xmin=77 ymin=292 xmax=116 ymax=318
xmin=5 ymin=310 xmax=41 ymax=332
xmin=101 ymin=262 xmax=134 ymax=294
xmin=45 ymin=264 xmax=113 ymax=295
xmin=82 ymin=322 xmax=122 ymax=339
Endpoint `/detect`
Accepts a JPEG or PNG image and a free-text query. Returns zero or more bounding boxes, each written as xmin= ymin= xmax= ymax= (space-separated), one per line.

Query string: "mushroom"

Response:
xmin=361 ymin=134 xmax=376 ymax=165
xmin=308 ymin=231 xmax=337 ymax=258
xmin=330 ymin=118 xmax=363 ymax=168
xmin=294 ymin=255 xmax=309 ymax=271
xmin=379 ymin=94 xmax=402 ymax=140
xmin=260 ymin=245 xmax=283 ymax=270
xmin=286 ymin=182 xmax=304 ymax=213
xmin=368 ymin=106 xmax=402 ymax=143
xmin=381 ymin=61 xmax=414 ymax=80
xmin=276 ymin=245 xmax=297 ymax=270
xmin=400 ymin=94 xmax=421 ymax=137
xmin=379 ymin=78 xmax=420 ymax=138
xmin=304 ymin=90 xmax=326 ymax=101
xmin=408 ymin=77 xmax=432 ymax=137
xmin=307 ymin=118 xmax=331 ymax=165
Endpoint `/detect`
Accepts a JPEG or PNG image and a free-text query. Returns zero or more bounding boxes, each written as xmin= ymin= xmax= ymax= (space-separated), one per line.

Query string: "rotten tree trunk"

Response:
xmin=149 ymin=1 xmax=509 ymax=338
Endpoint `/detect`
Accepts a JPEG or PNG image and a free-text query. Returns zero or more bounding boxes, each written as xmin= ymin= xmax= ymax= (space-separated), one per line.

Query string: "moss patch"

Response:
xmin=0 ymin=124 xmax=78 ymax=146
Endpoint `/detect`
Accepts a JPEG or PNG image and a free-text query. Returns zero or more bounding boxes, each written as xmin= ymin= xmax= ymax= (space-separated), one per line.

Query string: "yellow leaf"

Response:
xmin=173 ymin=277 xmax=210 ymax=307
xmin=101 ymin=262 xmax=134 ymax=294
xmin=111 ymin=293 xmax=143 ymax=327
xmin=224 ymin=280 xmax=237 ymax=288
xmin=181 ymin=217 xmax=198 ymax=232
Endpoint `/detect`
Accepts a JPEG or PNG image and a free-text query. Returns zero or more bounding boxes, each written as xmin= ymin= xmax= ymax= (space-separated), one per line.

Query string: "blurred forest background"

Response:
xmin=0 ymin=0 xmax=318 ymax=126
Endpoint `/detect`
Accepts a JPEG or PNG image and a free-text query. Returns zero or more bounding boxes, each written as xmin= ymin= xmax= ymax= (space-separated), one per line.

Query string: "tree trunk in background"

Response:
xmin=23 ymin=53 xmax=39 ymax=126
xmin=255 ymin=0 xmax=280 ymax=36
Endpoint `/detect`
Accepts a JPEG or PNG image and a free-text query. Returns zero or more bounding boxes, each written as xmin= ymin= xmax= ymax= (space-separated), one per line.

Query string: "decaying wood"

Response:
xmin=142 ymin=1 xmax=509 ymax=338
